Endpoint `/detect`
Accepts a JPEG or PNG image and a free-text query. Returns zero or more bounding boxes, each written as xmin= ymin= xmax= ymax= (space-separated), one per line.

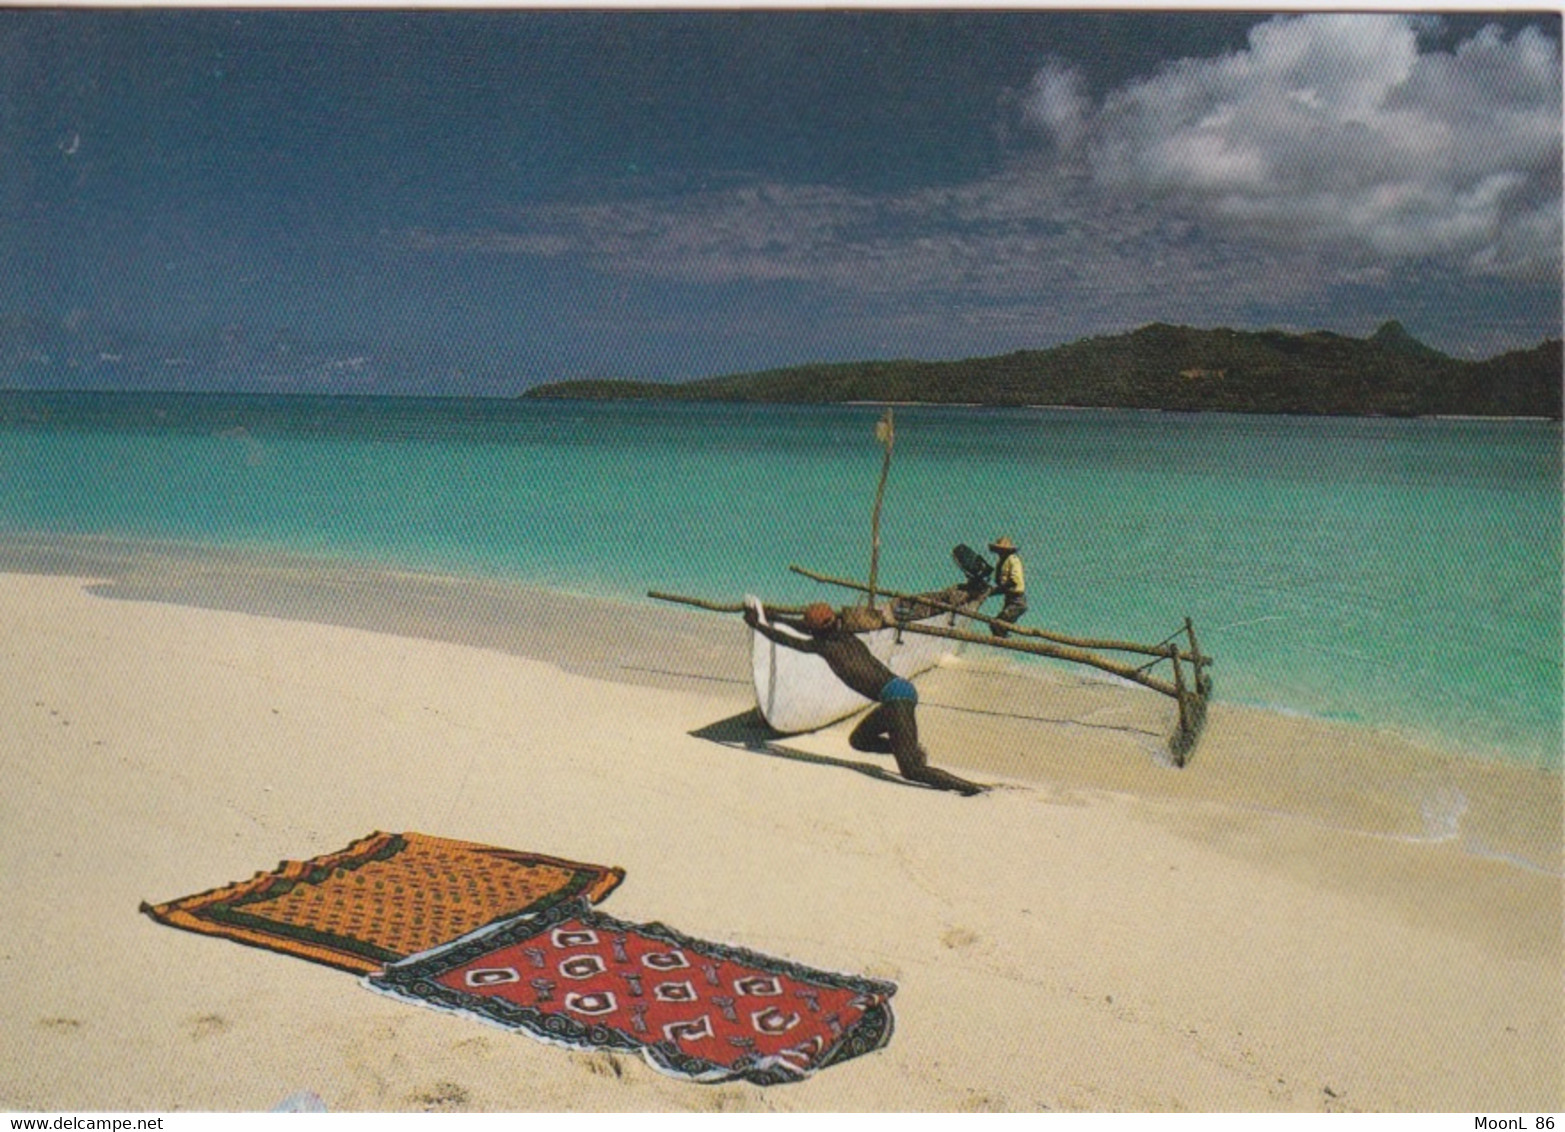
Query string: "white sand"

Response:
xmin=0 ymin=571 xmax=1558 ymax=1112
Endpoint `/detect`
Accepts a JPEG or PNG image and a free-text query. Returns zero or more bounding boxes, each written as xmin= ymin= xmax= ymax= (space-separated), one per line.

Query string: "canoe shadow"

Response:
xmin=689 ymin=710 xmax=920 ymax=790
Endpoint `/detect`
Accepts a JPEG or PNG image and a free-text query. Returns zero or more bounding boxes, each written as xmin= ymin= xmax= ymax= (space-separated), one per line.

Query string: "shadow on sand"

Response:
xmin=689 ymin=709 xmax=927 ymax=791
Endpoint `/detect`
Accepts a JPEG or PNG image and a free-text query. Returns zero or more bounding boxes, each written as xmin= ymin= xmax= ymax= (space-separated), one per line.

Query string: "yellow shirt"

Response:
xmin=996 ymin=553 xmax=1025 ymax=595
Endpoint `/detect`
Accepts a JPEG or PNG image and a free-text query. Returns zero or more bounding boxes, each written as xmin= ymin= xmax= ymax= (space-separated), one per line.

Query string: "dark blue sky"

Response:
xmin=2 ymin=9 xmax=1560 ymax=394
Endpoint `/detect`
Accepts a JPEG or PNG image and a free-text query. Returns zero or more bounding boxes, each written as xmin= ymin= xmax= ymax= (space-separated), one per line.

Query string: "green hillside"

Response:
xmin=523 ymin=321 xmax=1563 ymax=418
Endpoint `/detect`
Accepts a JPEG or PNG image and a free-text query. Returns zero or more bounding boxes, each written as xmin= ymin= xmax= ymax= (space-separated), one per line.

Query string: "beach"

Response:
xmin=0 ymin=563 xmax=1558 ymax=1113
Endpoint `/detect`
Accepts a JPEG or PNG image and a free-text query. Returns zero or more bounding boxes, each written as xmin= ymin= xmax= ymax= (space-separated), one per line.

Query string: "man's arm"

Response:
xmin=743 ymin=606 xmax=824 ymax=653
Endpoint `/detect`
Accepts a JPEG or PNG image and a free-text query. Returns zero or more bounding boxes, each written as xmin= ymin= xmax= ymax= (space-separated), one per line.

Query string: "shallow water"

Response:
xmin=1 ymin=390 xmax=1559 ymax=768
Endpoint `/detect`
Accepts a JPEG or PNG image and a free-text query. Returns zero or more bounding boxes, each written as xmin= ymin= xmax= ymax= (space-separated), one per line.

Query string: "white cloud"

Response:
xmin=1073 ymin=15 xmax=1561 ymax=277
xmin=1020 ymin=60 xmax=1091 ymax=154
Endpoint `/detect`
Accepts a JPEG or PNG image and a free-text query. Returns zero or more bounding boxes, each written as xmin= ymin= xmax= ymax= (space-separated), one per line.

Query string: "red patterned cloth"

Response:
xmin=365 ymin=899 xmax=895 ymax=1085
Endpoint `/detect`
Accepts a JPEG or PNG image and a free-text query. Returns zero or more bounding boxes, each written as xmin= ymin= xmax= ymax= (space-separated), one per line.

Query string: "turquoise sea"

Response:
xmin=1 ymin=391 xmax=1559 ymax=769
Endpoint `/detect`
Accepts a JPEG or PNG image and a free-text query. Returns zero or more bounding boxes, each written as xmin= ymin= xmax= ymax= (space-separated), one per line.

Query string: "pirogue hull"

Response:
xmin=750 ymin=609 xmax=970 ymax=735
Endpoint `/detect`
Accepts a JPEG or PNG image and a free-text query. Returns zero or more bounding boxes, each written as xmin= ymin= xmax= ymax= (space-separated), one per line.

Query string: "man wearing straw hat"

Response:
xmin=987 ymin=536 xmax=1027 ymax=638
xmin=743 ymin=601 xmax=989 ymax=797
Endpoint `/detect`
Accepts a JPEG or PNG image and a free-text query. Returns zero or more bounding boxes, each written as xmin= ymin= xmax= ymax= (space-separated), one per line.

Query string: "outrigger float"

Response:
xmin=648 ymin=408 xmax=1214 ymax=766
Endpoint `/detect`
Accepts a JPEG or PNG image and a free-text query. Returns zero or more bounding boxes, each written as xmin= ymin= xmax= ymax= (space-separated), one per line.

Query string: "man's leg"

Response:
xmin=883 ymin=701 xmax=987 ymax=796
xmin=989 ymin=594 xmax=1028 ymax=638
xmin=849 ymin=704 xmax=894 ymax=754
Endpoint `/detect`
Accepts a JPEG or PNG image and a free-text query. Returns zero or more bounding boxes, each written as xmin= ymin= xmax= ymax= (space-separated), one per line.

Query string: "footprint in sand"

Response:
xmin=941 ymin=926 xmax=980 ymax=950
xmin=1321 ymin=1085 xmax=1356 ymax=1113
xmin=408 ymin=1081 xmax=469 ymax=1111
xmin=189 ymin=1013 xmax=230 ymax=1040
xmin=570 ymin=1051 xmax=626 ymax=1080
xmin=959 ymin=1089 xmax=1010 ymax=1112
xmin=697 ymin=1086 xmax=762 ymax=1113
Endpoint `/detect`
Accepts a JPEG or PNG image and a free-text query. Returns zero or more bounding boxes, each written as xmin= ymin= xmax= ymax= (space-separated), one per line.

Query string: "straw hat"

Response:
xmin=988 ymin=536 xmax=1019 ymax=553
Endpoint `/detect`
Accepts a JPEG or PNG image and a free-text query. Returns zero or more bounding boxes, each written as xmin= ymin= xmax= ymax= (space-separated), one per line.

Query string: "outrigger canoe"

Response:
xmin=648 ymin=566 xmax=1212 ymax=764
xmin=749 ymin=594 xmax=981 ymax=734
xmin=647 ymin=410 xmax=1213 ymax=763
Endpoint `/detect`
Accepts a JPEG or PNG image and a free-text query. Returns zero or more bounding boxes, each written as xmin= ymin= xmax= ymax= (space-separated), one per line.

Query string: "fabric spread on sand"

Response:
xmin=364 ymin=898 xmax=896 ymax=1086
xmin=140 ymin=831 xmax=624 ymax=974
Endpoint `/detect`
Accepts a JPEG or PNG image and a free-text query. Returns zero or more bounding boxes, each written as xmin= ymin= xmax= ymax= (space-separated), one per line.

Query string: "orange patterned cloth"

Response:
xmin=140 ymin=831 xmax=624 ymax=974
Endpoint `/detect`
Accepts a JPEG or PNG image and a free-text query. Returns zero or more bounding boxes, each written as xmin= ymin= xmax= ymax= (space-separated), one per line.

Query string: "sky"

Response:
xmin=1 ymin=8 xmax=1560 ymax=394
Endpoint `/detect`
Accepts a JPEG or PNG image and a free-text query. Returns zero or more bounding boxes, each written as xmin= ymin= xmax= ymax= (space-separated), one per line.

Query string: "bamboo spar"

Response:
xmin=1186 ymin=616 xmax=1211 ymax=696
xmin=647 ymin=591 xmax=806 ymax=616
xmin=867 ymin=408 xmax=895 ymax=610
xmin=897 ymin=621 xmax=1183 ymax=700
xmin=789 ymin=564 xmax=1208 ymax=665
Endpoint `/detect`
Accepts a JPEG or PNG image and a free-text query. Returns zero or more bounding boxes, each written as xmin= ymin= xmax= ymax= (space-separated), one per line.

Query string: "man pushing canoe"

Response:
xmin=742 ymin=600 xmax=989 ymax=797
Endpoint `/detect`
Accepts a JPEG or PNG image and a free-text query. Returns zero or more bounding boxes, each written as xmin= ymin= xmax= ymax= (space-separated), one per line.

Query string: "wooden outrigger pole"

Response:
xmin=786 ymin=563 xmax=1213 ymax=766
xmin=867 ymin=408 xmax=895 ymax=611
xmin=788 ymin=565 xmax=1204 ymax=663
xmin=647 ymin=592 xmax=803 ymax=616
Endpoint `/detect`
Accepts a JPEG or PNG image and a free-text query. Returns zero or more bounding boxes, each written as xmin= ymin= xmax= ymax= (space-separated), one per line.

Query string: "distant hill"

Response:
xmin=524 ymin=322 xmax=1563 ymax=419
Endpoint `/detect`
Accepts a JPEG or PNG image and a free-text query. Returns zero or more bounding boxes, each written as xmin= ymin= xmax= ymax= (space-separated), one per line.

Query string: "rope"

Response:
xmin=1133 ymin=624 xmax=1197 ymax=676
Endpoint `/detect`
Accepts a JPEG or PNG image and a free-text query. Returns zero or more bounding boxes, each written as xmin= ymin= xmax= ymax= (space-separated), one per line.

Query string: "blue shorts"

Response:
xmin=879 ymin=677 xmax=918 ymax=704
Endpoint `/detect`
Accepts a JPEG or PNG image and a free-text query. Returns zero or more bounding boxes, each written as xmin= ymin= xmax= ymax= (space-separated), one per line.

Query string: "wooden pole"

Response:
xmin=867 ymin=408 xmax=894 ymax=611
xmin=900 ymin=622 xmax=1183 ymax=700
xmin=789 ymin=563 xmax=1207 ymax=664
xmin=1185 ymin=616 xmax=1211 ymax=696
xmin=647 ymin=591 xmax=806 ymax=616
xmin=1167 ymin=634 xmax=1211 ymax=767
xmin=1170 ymin=645 xmax=1190 ymax=735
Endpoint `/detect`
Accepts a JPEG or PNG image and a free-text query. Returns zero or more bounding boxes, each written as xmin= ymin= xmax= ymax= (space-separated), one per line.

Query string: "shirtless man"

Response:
xmin=743 ymin=601 xmax=988 ymax=797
